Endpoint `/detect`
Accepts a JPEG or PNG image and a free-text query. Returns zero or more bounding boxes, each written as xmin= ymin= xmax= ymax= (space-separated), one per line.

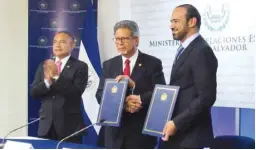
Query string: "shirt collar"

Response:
xmin=55 ymin=55 xmax=71 ymax=64
xmin=122 ymin=49 xmax=139 ymax=65
xmin=181 ymin=32 xmax=200 ymax=49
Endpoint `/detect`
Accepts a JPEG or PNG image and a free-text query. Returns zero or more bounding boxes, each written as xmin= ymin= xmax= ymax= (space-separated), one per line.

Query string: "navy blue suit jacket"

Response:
xmin=160 ymin=36 xmax=218 ymax=148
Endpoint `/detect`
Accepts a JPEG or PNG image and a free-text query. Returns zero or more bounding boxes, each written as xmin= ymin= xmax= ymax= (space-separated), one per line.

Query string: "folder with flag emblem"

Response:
xmin=142 ymin=84 xmax=180 ymax=137
xmin=97 ymin=79 xmax=128 ymax=127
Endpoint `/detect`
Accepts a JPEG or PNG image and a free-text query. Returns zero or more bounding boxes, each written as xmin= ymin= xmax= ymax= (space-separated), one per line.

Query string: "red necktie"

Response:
xmin=56 ymin=60 xmax=62 ymax=74
xmin=123 ymin=59 xmax=130 ymax=76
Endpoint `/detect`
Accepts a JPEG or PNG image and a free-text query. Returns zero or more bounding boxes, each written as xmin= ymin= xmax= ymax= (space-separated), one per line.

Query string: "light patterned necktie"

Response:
xmin=175 ymin=45 xmax=184 ymax=61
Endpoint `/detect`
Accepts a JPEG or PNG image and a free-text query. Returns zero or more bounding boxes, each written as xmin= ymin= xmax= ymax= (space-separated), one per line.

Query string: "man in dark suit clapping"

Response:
xmin=30 ymin=31 xmax=88 ymax=144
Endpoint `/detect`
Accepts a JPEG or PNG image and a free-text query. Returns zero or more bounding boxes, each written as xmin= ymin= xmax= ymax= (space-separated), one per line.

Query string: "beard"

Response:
xmin=172 ymin=31 xmax=187 ymax=41
xmin=172 ymin=26 xmax=189 ymax=41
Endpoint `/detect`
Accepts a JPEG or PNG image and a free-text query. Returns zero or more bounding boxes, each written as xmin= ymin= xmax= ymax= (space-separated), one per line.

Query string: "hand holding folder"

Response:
xmin=162 ymin=120 xmax=177 ymax=141
xmin=115 ymin=75 xmax=135 ymax=89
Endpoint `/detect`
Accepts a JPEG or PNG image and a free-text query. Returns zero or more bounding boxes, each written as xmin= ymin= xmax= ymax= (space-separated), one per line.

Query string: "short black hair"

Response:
xmin=55 ymin=31 xmax=74 ymax=41
xmin=177 ymin=4 xmax=201 ymax=29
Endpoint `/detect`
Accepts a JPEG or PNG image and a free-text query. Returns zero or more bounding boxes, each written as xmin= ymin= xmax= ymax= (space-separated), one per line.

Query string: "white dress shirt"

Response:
xmin=180 ymin=32 xmax=200 ymax=54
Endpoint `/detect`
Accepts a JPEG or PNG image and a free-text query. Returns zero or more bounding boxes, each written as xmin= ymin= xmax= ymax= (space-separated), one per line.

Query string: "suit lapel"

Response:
xmin=171 ymin=36 xmax=202 ymax=79
xmin=131 ymin=51 xmax=145 ymax=82
xmin=59 ymin=56 xmax=74 ymax=78
xmin=171 ymin=46 xmax=192 ymax=76
xmin=113 ymin=56 xmax=123 ymax=77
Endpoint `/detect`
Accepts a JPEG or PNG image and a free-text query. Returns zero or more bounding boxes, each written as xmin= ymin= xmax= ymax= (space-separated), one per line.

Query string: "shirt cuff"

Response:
xmin=44 ymin=79 xmax=51 ymax=89
xmin=131 ymin=84 xmax=136 ymax=94
xmin=52 ymin=76 xmax=59 ymax=80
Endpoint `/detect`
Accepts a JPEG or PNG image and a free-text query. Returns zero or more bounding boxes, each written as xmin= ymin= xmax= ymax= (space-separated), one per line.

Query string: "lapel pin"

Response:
xmin=139 ymin=63 xmax=142 ymax=67
xmin=67 ymin=65 xmax=70 ymax=68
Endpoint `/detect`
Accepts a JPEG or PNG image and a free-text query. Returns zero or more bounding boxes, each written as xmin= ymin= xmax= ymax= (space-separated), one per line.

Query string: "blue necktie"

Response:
xmin=175 ymin=45 xmax=184 ymax=61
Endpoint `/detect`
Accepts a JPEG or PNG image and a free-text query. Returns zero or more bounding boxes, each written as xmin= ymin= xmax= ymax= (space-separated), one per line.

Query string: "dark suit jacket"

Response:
xmin=96 ymin=51 xmax=166 ymax=149
xmin=30 ymin=56 xmax=88 ymax=139
xmin=160 ymin=35 xmax=218 ymax=148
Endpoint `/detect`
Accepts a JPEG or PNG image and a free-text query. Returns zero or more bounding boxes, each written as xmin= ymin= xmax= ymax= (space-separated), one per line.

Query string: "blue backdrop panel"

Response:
xmin=211 ymin=107 xmax=236 ymax=136
xmin=240 ymin=108 xmax=255 ymax=139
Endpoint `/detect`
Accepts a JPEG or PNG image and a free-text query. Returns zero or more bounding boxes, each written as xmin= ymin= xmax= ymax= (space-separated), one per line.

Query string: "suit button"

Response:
xmin=53 ymin=96 xmax=55 ymax=99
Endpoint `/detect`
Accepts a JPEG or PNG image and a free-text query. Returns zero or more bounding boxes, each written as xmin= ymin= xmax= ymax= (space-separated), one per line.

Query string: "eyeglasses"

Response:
xmin=113 ymin=37 xmax=135 ymax=43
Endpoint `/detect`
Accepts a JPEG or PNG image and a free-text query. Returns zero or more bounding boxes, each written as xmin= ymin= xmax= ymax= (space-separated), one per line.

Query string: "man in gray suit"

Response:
xmin=30 ymin=31 xmax=88 ymax=144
